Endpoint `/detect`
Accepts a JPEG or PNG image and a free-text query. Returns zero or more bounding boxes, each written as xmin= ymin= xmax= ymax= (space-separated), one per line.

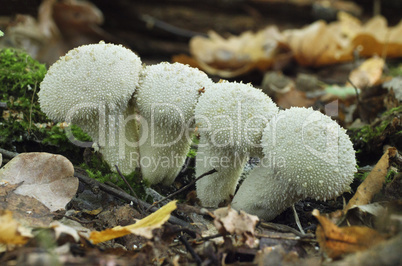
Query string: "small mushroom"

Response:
xmin=231 ymin=107 xmax=357 ymax=220
xmin=195 ymin=81 xmax=279 ymax=207
xmin=135 ymin=62 xmax=213 ymax=185
xmin=38 ymin=41 xmax=142 ymax=174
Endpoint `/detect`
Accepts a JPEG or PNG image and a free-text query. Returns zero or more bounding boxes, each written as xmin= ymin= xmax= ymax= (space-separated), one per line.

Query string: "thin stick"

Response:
xmin=292 ymin=204 xmax=305 ymax=235
xmin=347 ymin=77 xmax=360 ymax=105
xmin=255 ymin=234 xmax=317 ymax=243
xmin=140 ymin=14 xmax=206 ymax=39
xmin=259 ymin=222 xmax=312 ymax=238
xmin=178 ymin=235 xmax=202 ymax=266
xmin=114 ymin=165 xmax=146 ymax=217
xmin=28 ymin=82 xmax=38 ymax=133
xmin=0 ymin=148 xmax=19 ymax=158
xmin=145 ymin=168 xmax=217 ymax=212
xmin=74 ymin=169 xmax=193 ymax=228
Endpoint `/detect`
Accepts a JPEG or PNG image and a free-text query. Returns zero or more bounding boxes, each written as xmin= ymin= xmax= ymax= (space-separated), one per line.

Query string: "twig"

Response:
xmin=178 ymin=235 xmax=202 ymax=266
xmin=114 ymin=165 xmax=146 ymax=217
xmin=28 ymin=83 xmax=38 ymax=133
xmin=292 ymin=204 xmax=305 ymax=235
xmin=196 ymin=233 xmax=226 ymax=242
xmin=140 ymin=14 xmax=207 ymax=39
xmin=347 ymin=77 xmax=360 ymax=105
xmin=62 ymin=215 xmax=94 ymax=224
xmin=74 ymin=168 xmax=193 ymax=229
xmin=145 ymin=168 xmax=217 ymax=212
xmin=0 ymin=148 xmax=19 ymax=158
xmin=259 ymin=222 xmax=313 ymax=238
xmin=255 ymin=233 xmax=317 ymax=243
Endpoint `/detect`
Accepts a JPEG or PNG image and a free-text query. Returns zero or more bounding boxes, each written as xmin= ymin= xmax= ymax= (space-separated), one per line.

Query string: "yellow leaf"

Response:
xmin=0 ymin=210 xmax=32 ymax=245
xmin=90 ymin=201 xmax=177 ymax=244
xmin=348 ymin=57 xmax=385 ymax=88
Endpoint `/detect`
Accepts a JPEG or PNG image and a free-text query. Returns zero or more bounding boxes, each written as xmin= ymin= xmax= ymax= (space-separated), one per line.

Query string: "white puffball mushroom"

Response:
xmin=231 ymin=107 xmax=357 ymax=220
xmin=195 ymin=81 xmax=279 ymax=207
xmin=135 ymin=62 xmax=213 ymax=185
xmin=38 ymin=41 xmax=142 ymax=174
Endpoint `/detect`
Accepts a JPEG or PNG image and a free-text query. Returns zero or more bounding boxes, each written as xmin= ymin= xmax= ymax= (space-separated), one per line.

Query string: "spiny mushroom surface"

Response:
xmin=135 ymin=62 xmax=213 ymax=185
xmin=231 ymin=107 xmax=357 ymax=220
xmin=38 ymin=41 xmax=142 ymax=174
xmin=195 ymin=81 xmax=278 ymax=207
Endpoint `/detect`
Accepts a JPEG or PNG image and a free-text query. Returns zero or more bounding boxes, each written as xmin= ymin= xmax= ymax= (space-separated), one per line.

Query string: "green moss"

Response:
xmin=355 ymin=171 xmax=370 ymax=182
xmin=0 ymin=48 xmax=46 ymax=99
xmin=385 ymin=169 xmax=397 ymax=183
xmin=186 ymin=135 xmax=199 ymax=158
xmin=41 ymin=124 xmax=91 ymax=153
xmin=79 ymin=153 xmax=145 ymax=198
xmin=0 ymin=48 xmax=46 ymax=149
xmin=0 ymin=48 xmax=90 ymax=158
xmin=388 ymin=63 xmax=402 ymax=77
xmin=350 ymin=105 xmax=402 ymax=144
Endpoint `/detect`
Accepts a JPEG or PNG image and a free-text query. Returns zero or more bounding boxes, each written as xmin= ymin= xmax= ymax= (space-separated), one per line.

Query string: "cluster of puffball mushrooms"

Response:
xmin=38 ymin=42 xmax=357 ymax=220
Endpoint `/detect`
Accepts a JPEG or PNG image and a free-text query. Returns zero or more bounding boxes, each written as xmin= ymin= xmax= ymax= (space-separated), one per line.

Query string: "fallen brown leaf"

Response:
xmin=188 ymin=26 xmax=290 ymax=78
xmin=282 ymin=12 xmax=402 ymax=67
xmin=276 ymin=88 xmax=315 ymax=109
xmin=283 ymin=19 xmax=353 ymax=67
xmin=0 ymin=183 xmax=54 ymax=227
xmin=313 ymin=209 xmax=386 ymax=259
xmin=0 ymin=152 xmax=78 ymax=212
xmin=345 ymin=147 xmax=397 ymax=211
xmin=213 ymin=206 xmax=259 ymax=247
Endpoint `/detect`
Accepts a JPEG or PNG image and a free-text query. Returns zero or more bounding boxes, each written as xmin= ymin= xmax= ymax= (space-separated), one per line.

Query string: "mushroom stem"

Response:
xmin=138 ymin=121 xmax=193 ymax=185
xmin=231 ymin=165 xmax=302 ymax=220
xmin=99 ymin=101 xmax=141 ymax=174
xmin=195 ymin=135 xmax=248 ymax=207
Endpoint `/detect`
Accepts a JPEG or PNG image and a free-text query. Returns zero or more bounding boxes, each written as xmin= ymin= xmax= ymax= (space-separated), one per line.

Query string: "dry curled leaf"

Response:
xmin=345 ymin=147 xmax=397 ymax=211
xmin=313 ymin=209 xmax=386 ymax=259
xmin=348 ymin=57 xmax=385 ymax=89
xmin=283 ymin=12 xmax=402 ymax=67
xmin=189 ymin=26 xmax=290 ymax=78
xmin=90 ymin=201 xmax=177 ymax=244
xmin=213 ymin=206 xmax=259 ymax=247
xmin=283 ymin=20 xmax=353 ymax=67
xmin=0 ymin=152 xmax=77 ymax=212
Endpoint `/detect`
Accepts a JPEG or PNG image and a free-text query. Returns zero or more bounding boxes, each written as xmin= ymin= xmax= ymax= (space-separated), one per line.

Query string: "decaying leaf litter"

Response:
xmin=0 ymin=0 xmax=402 ymax=265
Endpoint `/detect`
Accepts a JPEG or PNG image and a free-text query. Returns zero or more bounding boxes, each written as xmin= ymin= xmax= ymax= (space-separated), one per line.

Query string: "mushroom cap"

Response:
xmin=195 ymin=81 xmax=278 ymax=155
xmin=261 ymin=107 xmax=356 ymax=200
xmin=135 ymin=62 xmax=213 ymax=126
xmin=39 ymin=41 xmax=142 ymax=122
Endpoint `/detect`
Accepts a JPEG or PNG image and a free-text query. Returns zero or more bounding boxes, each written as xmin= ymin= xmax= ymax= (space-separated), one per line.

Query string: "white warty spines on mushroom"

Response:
xmin=195 ymin=81 xmax=279 ymax=207
xmin=231 ymin=107 xmax=357 ymax=220
xmin=135 ymin=62 xmax=213 ymax=185
xmin=38 ymin=41 xmax=142 ymax=174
